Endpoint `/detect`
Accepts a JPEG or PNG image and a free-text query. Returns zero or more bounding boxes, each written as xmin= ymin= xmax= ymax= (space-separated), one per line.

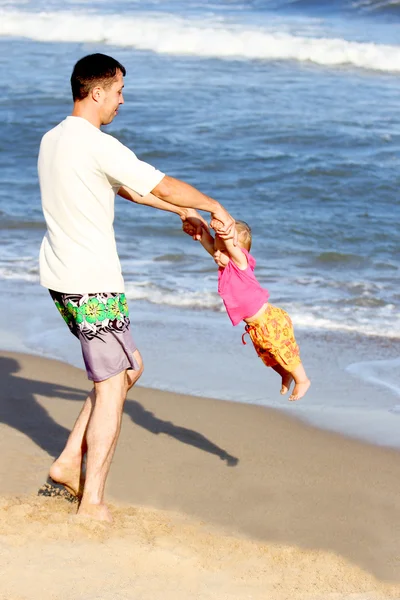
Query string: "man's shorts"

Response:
xmin=242 ymin=304 xmax=301 ymax=372
xmin=49 ymin=290 xmax=140 ymax=382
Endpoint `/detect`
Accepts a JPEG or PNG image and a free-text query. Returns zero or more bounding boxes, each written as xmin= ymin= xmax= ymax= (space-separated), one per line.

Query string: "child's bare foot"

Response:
xmin=289 ymin=378 xmax=311 ymax=401
xmin=288 ymin=362 xmax=310 ymax=401
xmin=280 ymin=371 xmax=293 ymax=395
xmin=272 ymin=364 xmax=293 ymax=395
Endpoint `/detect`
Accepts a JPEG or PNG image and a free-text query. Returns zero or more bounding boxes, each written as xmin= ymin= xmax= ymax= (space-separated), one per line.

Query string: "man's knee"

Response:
xmin=126 ymin=351 xmax=144 ymax=390
xmin=126 ymin=365 xmax=143 ymax=390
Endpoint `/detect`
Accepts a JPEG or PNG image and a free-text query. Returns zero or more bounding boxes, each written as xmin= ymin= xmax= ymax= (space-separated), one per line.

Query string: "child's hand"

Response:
xmin=184 ymin=220 xmax=216 ymax=256
xmin=181 ymin=209 xmax=209 ymax=241
xmin=182 ymin=221 xmax=197 ymax=239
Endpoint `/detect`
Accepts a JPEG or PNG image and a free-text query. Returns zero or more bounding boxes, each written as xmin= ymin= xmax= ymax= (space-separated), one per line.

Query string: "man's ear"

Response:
xmin=91 ymin=86 xmax=103 ymax=103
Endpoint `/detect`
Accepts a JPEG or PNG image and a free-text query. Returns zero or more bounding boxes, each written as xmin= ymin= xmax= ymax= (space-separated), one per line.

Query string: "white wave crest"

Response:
xmin=125 ymin=281 xmax=223 ymax=311
xmin=0 ymin=264 xmax=38 ymax=283
xmin=125 ymin=283 xmax=400 ymax=339
xmin=290 ymin=309 xmax=400 ymax=339
xmin=1 ymin=9 xmax=400 ymax=72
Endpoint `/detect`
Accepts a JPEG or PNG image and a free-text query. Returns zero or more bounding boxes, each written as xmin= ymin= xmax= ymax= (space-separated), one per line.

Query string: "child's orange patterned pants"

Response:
xmin=242 ymin=304 xmax=301 ymax=372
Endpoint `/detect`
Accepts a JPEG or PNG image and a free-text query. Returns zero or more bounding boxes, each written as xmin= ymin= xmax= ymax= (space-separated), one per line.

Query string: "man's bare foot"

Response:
xmin=280 ymin=372 xmax=293 ymax=395
xmin=289 ymin=379 xmax=311 ymax=401
xmin=77 ymin=502 xmax=113 ymax=523
xmin=49 ymin=460 xmax=84 ymax=498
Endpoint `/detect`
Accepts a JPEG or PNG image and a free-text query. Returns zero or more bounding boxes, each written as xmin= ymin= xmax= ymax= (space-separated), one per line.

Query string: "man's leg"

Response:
xmin=49 ymin=389 xmax=94 ymax=496
xmin=77 ymin=350 xmax=143 ymax=521
xmin=49 ymin=350 xmax=143 ymax=506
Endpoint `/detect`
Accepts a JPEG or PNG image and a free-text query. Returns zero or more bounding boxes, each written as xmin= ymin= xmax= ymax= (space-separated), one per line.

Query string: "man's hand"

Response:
xmin=180 ymin=208 xmax=209 ymax=241
xmin=211 ymin=206 xmax=237 ymax=244
xmin=151 ymin=176 xmax=235 ymax=241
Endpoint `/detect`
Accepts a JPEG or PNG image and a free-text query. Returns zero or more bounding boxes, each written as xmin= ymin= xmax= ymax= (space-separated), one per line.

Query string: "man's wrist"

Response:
xmin=208 ymin=198 xmax=221 ymax=215
xmin=176 ymin=207 xmax=187 ymax=219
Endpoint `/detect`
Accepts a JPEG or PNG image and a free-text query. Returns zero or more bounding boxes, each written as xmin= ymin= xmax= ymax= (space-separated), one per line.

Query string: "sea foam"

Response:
xmin=347 ymin=357 xmax=400 ymax=398
xmin=1 ymin=9 xmax=400 ymax=72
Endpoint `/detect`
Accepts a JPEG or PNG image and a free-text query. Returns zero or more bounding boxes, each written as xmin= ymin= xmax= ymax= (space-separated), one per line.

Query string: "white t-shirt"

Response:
xmin=38 ymin=116 xmax=165 ymax=293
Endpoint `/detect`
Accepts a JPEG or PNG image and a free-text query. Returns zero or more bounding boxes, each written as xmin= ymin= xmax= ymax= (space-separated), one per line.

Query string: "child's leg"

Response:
xmin=288 ymin=362 xmax=310 ymax=401
xmin=271 ymin=364 xmax=293 ymax=395
xmin=245 ymin=304 xmax=311 ymax=401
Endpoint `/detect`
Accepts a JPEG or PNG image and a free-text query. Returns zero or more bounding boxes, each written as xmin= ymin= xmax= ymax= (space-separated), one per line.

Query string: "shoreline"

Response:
xmin=1 ymin=349 xmax=400 ymax=599
xmin=1 ymin=297 xmax=400 ymax=450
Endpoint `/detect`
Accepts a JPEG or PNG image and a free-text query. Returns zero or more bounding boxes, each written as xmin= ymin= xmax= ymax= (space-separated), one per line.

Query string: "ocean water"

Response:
xmin=0 ymin=0 xmax=399 ymax=455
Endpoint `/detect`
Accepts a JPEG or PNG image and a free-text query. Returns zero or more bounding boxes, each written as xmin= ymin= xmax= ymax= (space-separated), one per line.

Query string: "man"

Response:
xmin=38 ymin=53 xmax=235 ymax=522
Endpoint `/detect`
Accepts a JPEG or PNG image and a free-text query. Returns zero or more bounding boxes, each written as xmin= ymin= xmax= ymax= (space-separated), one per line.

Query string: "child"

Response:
xmin=183 ymin=220 xmax=310 ymax=401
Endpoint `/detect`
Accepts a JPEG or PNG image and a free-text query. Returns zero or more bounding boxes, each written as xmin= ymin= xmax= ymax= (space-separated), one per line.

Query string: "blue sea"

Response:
xmin=0 ymin=0 xmax=399 ymax=451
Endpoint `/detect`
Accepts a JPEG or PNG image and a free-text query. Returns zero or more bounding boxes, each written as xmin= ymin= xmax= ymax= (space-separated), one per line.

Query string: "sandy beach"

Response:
xmin=2 ymin=0 xmax=399 ymax=595
xmin=0 ymin=350 xmax=399 ymax=599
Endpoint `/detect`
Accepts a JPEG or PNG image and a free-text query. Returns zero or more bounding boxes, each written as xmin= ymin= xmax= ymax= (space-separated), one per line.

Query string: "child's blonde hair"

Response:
xmin=235 ymin=220 xmax=252 ymax=251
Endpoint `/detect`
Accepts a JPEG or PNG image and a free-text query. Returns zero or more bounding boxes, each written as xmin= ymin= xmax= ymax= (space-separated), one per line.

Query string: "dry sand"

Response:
xmin=0 ymin=350 xmax=399 ymax=599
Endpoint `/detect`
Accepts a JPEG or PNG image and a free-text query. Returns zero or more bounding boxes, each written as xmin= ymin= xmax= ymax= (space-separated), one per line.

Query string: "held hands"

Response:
xmin=182 ymin=220 xmax=198 ymax=239
xmin=182 ymin=218 xmax=216 ymax=257
xmin=181 ymin=205 xmax=237 ymax=245
xmin=180 ymin=208 xmax=209 ymax=240
xmin=210 ymin=207 xmax=237 ymax=245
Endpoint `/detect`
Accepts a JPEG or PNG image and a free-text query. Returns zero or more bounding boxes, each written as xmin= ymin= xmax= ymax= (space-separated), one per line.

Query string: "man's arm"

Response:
xmin=118 ymin=186 xmax=209 ymax=238
xmin=97 ymin=136 xmax=234 ymax=238
xmin=151 ymin=175 xmax=235 ymax=237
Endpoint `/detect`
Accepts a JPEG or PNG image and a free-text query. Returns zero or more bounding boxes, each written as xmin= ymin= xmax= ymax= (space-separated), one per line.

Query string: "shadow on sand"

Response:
xmin=0 ymin=355 xmax=238 ymax=465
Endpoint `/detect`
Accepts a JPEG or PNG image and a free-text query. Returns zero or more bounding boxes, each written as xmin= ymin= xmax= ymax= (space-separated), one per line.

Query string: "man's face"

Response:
xmin=99 ymin=70 xmax=125 ymax=125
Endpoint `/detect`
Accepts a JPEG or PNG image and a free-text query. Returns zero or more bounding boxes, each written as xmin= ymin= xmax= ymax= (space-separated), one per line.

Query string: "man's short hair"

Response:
xmin=235 ymin=220 xmax=252 ymax=251
xmin=71 ymin=53 xmax=126 ymax=101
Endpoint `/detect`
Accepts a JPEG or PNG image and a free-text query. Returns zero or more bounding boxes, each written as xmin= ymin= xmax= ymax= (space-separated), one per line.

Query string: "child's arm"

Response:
xmin=182 ymin=222 xmax=215 ymax=257
xmin=218 ymin=235 xmax=248 ymax=269
xmin=120 ymin=186 xmax=185 ymax=215
xmin=199 ymin=229 xmax=215 ymax=257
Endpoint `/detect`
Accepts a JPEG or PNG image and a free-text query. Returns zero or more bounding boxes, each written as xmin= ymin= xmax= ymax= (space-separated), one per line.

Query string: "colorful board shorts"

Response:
xmin=49 ymin=291 xmax=140 ymax=383
xmin=242 ymin=304 xmax=301 ymax=372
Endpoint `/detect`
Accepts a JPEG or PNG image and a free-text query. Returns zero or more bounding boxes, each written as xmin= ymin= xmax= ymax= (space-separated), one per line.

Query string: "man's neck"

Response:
xmin=72 ymin=102 xmax=101 ymax=129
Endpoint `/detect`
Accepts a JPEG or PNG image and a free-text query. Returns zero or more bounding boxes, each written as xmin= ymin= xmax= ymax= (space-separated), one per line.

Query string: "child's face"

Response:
xmin=213 ymin=235 xmax=230 ymax=268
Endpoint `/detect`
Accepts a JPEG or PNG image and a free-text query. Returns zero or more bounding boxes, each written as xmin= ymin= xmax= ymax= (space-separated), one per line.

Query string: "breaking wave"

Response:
xmin=1 ymin=9 xmax=400 ymax=72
